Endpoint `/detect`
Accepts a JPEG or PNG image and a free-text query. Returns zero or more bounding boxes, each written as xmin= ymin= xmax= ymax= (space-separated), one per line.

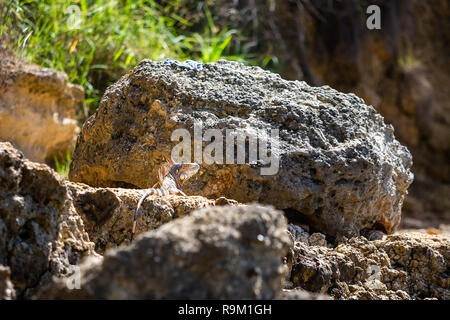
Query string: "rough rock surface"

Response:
xmin=67 ymin=181 xmax=239 ymax=253
xmin=69 ymin=59 xmax=413 ymax=237
xmin=0 ymin=49 xmax=83 ymax=164
xmin=37 ymin=204 xmax=291 ymax=299
xmin=0 ymin=142 xmax=96 ymax=298
xmin=287 ymin=227 xmax=449 ymax=300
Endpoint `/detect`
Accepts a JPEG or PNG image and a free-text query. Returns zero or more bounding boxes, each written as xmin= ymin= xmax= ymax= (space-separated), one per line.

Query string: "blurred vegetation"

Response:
xmin=0 ymin=0 xmax=257 ymax=121
xmin=398 ymin=54 xmax=422 ymax=71
xmin=54 ymin=150 xmax=71 ymax=179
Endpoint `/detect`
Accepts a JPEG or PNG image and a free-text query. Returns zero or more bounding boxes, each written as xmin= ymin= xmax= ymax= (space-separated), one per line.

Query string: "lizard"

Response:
xmin=130 ymin=156 xmax=200 ymax=244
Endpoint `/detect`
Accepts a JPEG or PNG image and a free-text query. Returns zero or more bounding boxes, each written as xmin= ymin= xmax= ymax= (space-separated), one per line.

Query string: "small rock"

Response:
xmin=287 ymin=223 xmax=310 ymax=244
xmin=309 ymin=233 xmax=327 ymax=247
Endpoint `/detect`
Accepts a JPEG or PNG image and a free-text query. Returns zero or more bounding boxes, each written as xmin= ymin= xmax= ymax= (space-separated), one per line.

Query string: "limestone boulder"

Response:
xmin=70 ymin=59 xmax=413 ymax=237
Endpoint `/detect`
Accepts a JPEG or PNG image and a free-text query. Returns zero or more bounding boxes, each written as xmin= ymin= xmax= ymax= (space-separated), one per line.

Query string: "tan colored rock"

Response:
xmin=0 ymin=142 xmax=96 ymax=298
xmin=289 ymin=231 xmax=449 ymax=300
xmin=0 ymin=49 xmax=82 ymax=164
xmin=67 ymin=181 xmax=240 ymax=253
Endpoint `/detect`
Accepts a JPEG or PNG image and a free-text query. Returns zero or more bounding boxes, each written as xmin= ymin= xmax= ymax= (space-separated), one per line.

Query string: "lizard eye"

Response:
xmin=179 ymin=173 xmax=187 ymax=180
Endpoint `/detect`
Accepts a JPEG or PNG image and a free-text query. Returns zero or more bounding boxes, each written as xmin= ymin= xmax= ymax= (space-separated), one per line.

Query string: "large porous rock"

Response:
xmin=0 ymin=49 xmax=83 ymax=164
xmin=37 ymin=204 xmax=291 ymax=299
xmin=67 ymin=181 xmax=238 ymax=253
xmin=69 ymin=59 xmax=413 ymax=237
xmin=0 ymin=142 xmax=96 ymax=298
xmin=288 ymin=230 xmax=449 ymax=300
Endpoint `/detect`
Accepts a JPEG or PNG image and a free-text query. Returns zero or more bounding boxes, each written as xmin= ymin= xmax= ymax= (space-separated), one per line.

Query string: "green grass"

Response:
xmin=398 ymin=54 xmax=422 ymax=70
xmin=54 ymin=150 xmax=71 ymax=179
xmin=0 ymin=0 xmax=251 ymax=121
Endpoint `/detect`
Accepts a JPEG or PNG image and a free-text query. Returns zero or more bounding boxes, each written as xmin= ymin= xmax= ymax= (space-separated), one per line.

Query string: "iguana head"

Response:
xmin=159 ymin=156 xmax=200 ymax=188
xmin=174 ymin=162 xmax=200 ymax=187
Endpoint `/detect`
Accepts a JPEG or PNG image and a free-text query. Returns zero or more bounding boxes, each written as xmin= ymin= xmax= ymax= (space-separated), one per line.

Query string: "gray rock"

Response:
xmin=37 ymin=204 xmax=291 ymax=299
xmin=309 ymin=232 xmax=327 ymax=247
xmin=69 ymin=59 xmax=413 ymax=237
xmin=0 ymin=142 xmax=96 ymax=297
xmin=287 ymin=223 xmax=310 ymax=244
